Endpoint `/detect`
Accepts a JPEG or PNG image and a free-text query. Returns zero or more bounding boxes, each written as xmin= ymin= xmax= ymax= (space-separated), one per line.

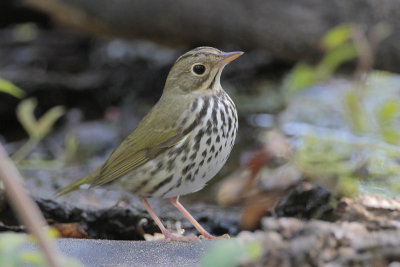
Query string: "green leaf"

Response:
xmin=378 ymin=100 xmax=400 ymax=144
xmin=380 ymin=129 xmax=399 ymax=144
xmin=283 ymin=24 xmax=358 ymax=96
xmin=343 ymin=91 xmax=366 ymax=134
xmin=35 ymin=106 xmax=65 ymax=140
xmin=0 ymin=233 xmax=83 ymax=267
xmin=337 ymin=176 xmax=359 ymax=196
xmin=318 ymin=43 xmax=358 ymax=74
xmin=201 ymin=239 xmax=261 ymax=267
xmin=12 ymin=23 xmax=38 ymax=42
xmin=378 ymin=100 xmax=398 ymax=122
xmin=284 ymin=63 xmax=318 ymax=93
xmin=0 ymin=77 xmax=25 ymax=98
xmin=321 ymin=24 xmax=352 ymax=51
xmin=16 ymin=98 xmax=65 ymax=140
xmin=16 ymin=98 xmax=38 ymax=137
xmin=65 ymin=132 xmax=79 ymax=160
xmin=20 ymin=252 xmax=46 ymax=265
xmin=246 ymin=241 xmax=262 ymax=262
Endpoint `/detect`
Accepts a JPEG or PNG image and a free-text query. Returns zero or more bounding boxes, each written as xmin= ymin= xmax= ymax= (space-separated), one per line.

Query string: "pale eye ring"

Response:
xmin=191 ymin=64 xmax=206 ymax=76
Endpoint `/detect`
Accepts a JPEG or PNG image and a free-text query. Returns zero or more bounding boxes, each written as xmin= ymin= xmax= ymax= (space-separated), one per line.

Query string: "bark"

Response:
xmin=25 ymin=0 xmax=400 ymax=73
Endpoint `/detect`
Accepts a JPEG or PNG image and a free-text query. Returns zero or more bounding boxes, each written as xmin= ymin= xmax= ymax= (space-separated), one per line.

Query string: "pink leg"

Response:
xmin=140 ymin=198 xmax=197 ymax=241
xmin=170 ymin=196 xmax=229 ymax=239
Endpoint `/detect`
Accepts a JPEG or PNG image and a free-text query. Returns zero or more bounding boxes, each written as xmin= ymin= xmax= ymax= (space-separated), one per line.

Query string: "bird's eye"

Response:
xmin=192 ymin=64 xmax=206 ymax=75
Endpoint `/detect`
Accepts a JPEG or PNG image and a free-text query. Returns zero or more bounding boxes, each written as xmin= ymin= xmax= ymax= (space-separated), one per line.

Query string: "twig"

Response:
xmin=0 ymin=144 xmax=61 ymax=267
xmin=11 ymin=137 xmax=40 ymax=164
xmin=351 ymin=25 xmax=374 ymax=86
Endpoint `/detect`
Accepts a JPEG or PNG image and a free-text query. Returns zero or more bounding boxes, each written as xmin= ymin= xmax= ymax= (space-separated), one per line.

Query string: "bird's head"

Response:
xmin=164 ymin=47 xmax=243 ymax=94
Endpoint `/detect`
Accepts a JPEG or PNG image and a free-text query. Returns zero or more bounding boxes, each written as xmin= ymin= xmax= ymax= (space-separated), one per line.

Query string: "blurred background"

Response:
xmin=1 ymin=0 xmax=400 ymax=240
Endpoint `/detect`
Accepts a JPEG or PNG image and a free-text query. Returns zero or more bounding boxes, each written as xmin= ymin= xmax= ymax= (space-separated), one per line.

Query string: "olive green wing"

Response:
xmin=89 ymin=130 xmax=186 ymax=187
xmin=88 ymin=98 xmax=189 ymax=187
xmin=55 ymin=124 xmax=186 ymax=196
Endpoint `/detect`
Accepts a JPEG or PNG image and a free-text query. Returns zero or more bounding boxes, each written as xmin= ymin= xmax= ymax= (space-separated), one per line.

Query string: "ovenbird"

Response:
xmin=57 ymin=47 xmax=243 ymax=241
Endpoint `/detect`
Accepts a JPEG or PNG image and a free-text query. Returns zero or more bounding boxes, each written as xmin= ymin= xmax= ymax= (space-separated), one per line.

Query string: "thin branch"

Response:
xmin=351 ymin=25 xmax=374 ymax=86
xmin=0 ymin=144 xmax=61 ymax=267
xmin=11 ymin=137 xmax=40 ymax=164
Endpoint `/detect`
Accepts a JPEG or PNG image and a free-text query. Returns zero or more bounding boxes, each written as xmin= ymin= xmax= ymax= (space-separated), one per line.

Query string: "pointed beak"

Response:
xmin=218 ymin=51 xmax=244 ymax=66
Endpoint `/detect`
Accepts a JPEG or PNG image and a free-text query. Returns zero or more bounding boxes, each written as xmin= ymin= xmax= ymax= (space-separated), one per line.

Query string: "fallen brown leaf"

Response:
xmin=53 ymin=222 xmax=89 ymax=238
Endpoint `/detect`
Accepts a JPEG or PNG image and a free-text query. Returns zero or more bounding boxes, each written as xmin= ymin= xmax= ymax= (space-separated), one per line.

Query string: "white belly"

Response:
xmin=119 ymin=91 xmax=238 ymax=198
xmin=162 ymin=92 xmax=238 ymax=198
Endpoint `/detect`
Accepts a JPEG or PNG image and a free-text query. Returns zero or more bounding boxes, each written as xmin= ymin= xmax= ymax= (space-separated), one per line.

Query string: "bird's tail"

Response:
xmin=55 ymin=176 xmax=88 ymax=197
xmin=55 ymin=167 xmax=102 ymax=197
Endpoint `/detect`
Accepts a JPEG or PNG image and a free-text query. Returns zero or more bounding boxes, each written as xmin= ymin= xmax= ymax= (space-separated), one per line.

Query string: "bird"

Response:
xmin=56 ymin=46 xmax=243 ymax=241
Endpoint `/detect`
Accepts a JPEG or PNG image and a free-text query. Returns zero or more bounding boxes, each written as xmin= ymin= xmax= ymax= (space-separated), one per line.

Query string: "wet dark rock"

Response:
xmin=275 ymin=182 xmax=331 ymax=219
xmin=0 ymin=0 xmax=50 ymax=28
xmin=4 ymin=190 xmax=400 ymax=266
xmin=38 ymin=198 xmax=149 ymax=240
xmin=0 ymin=188 xmax=240 ymax=240
xmin=0 ymin=29 xmax=174 ymax=140
xmin=0 ymin=224 xmax=24 ymax=233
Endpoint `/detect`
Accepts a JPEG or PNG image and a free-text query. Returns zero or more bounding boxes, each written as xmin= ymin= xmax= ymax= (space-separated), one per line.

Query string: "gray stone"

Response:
xmin=51 ymin=238 xmax=210 ymax=267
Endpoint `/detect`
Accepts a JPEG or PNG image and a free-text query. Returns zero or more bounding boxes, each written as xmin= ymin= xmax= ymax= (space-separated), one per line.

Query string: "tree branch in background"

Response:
xmin=24 ymin=0 xmax=400 ymax=73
